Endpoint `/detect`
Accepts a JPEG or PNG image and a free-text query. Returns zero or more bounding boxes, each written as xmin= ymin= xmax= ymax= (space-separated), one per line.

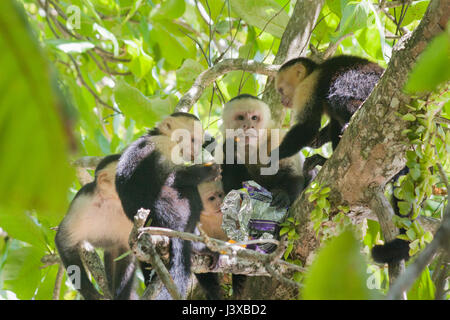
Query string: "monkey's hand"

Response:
xmin=303 ymin=154 xmax=327 ymax=176
xmin=270 ymin=189 xmax=290 ymax=209
xmin=184 ymin=163 xmax=221 ymax=184
xmin=192 ymin=242 xmax=220 ymax=270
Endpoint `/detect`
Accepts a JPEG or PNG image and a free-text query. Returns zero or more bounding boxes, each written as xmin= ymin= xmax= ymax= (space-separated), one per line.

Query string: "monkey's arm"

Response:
xmin=276 ymin=115 xmax=322 ymax=160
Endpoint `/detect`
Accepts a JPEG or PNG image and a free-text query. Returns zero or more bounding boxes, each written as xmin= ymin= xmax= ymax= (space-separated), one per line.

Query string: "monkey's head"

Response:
xmin=275 ymin=58 xmax=318 ymax=108
xmin=157 ymin=112 xmax=204 ymax=162
xmin=222 ymin=94 xmax=273 ymax=144
xmin=198 ymin=180 xmax=225 ymax=215
xmin=95 ymin=154 xmax=121 ymax=199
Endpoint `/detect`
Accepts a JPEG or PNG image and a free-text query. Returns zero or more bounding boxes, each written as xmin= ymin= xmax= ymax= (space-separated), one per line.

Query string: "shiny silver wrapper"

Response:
xmin=220 ymin=181 xmax=288 ymax=243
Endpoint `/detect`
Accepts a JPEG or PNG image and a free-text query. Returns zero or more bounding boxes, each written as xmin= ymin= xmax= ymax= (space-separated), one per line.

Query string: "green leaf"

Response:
xmin=124 ymin=39 xmax=155 ymax=80
xmin=0 ymin=1 xmax=74 ymax=226
xmin=230 ymin=0 xmax=289 ymax=38
xmin=407 ymin=267 xmax=435 ymax=300
xmin=151 ymin=0 xmax=186 ymax=19
xmin=114 ymin=80 xmax=172 ymax=127
xmin=402 ymin=113 xmax=417 ymax=121
xmin=302 ymin=231 xmax=374 ymax=299
xmin=2 ymin=246 xmax=44 ymax=299
xmin=176 ymin=59 xmax=206 ymax=93
xmin=405 ymin=31 xmax=450 ymax=93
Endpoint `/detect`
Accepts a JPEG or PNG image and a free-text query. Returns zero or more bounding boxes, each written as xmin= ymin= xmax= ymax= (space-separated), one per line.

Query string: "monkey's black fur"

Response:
xmin=372 ymin=167 xmax=411 ymax=264
xmin=115 ymin=114 xmax=222 ymax=299
xmin=277 ymin=55 xmax=384 ymax=160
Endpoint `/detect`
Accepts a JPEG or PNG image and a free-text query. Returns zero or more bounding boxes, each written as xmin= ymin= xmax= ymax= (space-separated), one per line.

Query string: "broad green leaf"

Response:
xmin=333 ymin=0 xmax=370 ymax=39
xmin=303 ymin=231 xmax=374 ymax=299
xmin=0 ymin=209 xmax=47 ymax=251
xmin=176 ymin=59 xmax=206 ymax=93
xmin=0 ymin=0 xmax=74 ymax=226
xmin=124 ymin=40 xmax=155 ymax=80
xmin=405 ymin=32 xmax=450 ymax=93
xmin=230 ymin=0 xmax=289 ymax=38
xmin=407 ymin=267 xmax=435 ymax=300
xmin=151 ymin=0 xmax=186 ymax=19
xmin=2 ymin=246 xmax=44 ymax=300
xmin=114 ymin=80 xmax=172 ymax=127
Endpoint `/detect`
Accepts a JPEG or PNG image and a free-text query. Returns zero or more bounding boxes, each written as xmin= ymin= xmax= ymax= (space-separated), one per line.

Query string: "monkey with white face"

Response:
xmin=220 ymin=94 xmax=305 ymax=209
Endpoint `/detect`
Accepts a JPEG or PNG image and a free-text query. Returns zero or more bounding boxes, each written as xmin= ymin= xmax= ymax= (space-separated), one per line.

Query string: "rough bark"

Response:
xmin=262 ymin=0 xmax=325 ymax=126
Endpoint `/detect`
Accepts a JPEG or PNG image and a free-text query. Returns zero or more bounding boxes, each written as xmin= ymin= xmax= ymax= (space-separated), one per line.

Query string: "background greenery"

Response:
xmin=0 ymin=0 xmax=448 ymax=300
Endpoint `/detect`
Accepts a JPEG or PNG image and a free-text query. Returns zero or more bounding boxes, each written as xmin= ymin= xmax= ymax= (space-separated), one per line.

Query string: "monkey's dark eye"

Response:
xmin=208 ymin=196 xmax=216 ymax=201
xmin=218 ymin=192 xmax=224 ymax=198
xmin=251 ymin=115 xmax=259 ymax=121
xmin=278 ymin=87 xmax=284 ymax=95
xmin=236 ymin=115 xmax=245 ymax=121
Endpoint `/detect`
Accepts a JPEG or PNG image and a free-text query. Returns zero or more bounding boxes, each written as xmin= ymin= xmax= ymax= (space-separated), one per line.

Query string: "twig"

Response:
xmin=368 ymin=187 xmax=406 ymax=285
xmin=67 ymin=55 xmax=121 ymax=113
xmin=129 ymin=209 xmax=182 ymax=300
xmin=53 ymin=264 xmax=64 ymax=300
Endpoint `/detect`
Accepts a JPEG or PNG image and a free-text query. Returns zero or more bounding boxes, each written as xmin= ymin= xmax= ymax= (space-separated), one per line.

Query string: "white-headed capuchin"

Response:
xmin=220 ymin=94 xmax=305 ymax=298
xmin=220 ymin=94 xmax=305 ymax=209
xmin=55 ymin=154 xmax=136 ymax=300
xmin=275 ymin=56 xmax=411 ymax=265
xmin=115 ymin=112 xmax=222 ymax=300
xmin=198 ymin=180 xmax=227 ymax=241
xmin=274 ymin=55 xmax=384 ymax=166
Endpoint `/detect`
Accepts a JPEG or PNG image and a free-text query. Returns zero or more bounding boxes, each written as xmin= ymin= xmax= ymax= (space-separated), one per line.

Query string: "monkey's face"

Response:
xmin=161 ymin=116 xmax=204 ymax=161
xmin=276 ymin=63 xmax=307 ymax=108
xmin=198 ymin=181 xmax=224 ymax=214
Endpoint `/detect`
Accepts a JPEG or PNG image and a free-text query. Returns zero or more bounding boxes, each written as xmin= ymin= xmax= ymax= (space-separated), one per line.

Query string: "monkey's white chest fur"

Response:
xmin=63 ymin=193 xmax=133 ymax=249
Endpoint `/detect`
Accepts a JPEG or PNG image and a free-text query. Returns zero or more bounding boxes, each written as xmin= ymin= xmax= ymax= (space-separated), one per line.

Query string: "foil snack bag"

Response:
xmin=221 ymin=181 xmax=288 ymax=253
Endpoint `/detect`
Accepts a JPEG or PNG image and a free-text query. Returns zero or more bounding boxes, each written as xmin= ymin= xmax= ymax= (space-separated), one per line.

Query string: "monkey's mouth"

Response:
xmin=281 ymin=97 xmax=292 ymax=108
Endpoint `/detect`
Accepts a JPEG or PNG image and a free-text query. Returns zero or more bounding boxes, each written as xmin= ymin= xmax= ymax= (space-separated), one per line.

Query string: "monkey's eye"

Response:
xmin=208 ymin=196 xmax=216 ymax=201
xmin=236 ymin=115 xmax=245 ymax=121
xmin=218 ymin=192 xmax=224 ymax=198
xmin=278 ymin=87 xmax=284 ymax=95
xmin=251 ymin=115 xmax=259 ymax=121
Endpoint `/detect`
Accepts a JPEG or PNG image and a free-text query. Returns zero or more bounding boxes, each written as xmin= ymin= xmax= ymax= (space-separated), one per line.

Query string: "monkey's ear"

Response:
xmin=159 ymin=117 xmax=174 ymax=135
xmin=294 ymin=63 xmax=306 ymax=79
xmin=97 ymin=170 xmax=113 ymax=189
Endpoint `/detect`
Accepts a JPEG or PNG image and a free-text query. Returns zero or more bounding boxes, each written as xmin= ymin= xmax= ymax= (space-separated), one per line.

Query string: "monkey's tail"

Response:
xmin=155 ymin=238 xmax=191 ymax=300
xmin=371 ymin=167 xmax=411 ymax=264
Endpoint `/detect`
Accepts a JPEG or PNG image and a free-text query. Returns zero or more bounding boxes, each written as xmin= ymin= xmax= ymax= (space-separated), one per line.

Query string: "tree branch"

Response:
xmin=174 ymin=59 xmax=279 ymax=112
xmin=368 ymin=188 xmax=406 ymax=286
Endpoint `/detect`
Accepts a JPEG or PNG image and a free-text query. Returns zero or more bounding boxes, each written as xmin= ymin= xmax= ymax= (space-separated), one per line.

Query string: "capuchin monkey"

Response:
xmin=55 ymin=154 xmax=136 ymax=300
xmin=220 ymin=94 xmax=305 ymax=209
xmin=275 ymin=56 xmax=411 ymax=265
xmin=115 ymin=112 xmax=222 ymax=300
xmin=274 ymin=55 xmax=384 ymax=169
xmin=220 ymin=94 xmax=305 ymax=298
xmin=198 ymin=180 xmax=227 ymax=241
